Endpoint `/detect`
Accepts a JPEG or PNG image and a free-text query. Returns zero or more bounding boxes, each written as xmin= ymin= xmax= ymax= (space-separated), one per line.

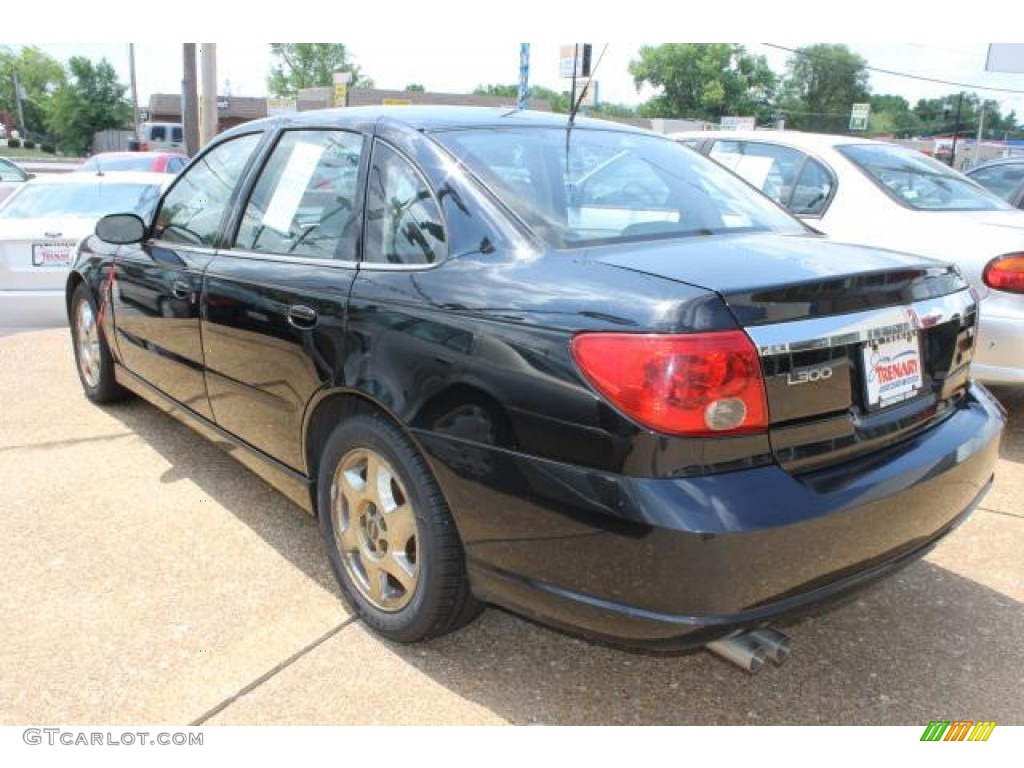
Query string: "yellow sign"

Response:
xmin=333 ymin=83 xmax=348 ymax=108
xmin=381 ymin=98 xmax=413 ymax=106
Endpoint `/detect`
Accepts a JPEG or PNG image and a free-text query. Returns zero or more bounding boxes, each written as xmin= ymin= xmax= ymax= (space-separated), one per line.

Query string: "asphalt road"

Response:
xmin=1 ymin=327 xmax=1021 ymax=725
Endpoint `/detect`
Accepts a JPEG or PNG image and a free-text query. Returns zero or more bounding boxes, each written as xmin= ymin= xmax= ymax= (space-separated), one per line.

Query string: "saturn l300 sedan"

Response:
xmin=64 ymin=108 xmax=1004 ymax=665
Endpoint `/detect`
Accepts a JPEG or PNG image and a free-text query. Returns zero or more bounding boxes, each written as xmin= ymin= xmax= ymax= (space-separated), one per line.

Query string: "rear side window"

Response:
xmin=969 ymin=163 xmax=1024 ymax=203
xmin=235 ymin=129 xmax=364 ymax=259
xmin=154 ymin=133 xmax=261 ymax=246
xmin=709 ymin=140 xmax=834 ymax=216
xmin=171 ymin=126 xmax=183 ymax=143
xmin=150 ymin=126 xmax=166 ymax=142
xmin=364 ymin=143 xmax=446 ymax=265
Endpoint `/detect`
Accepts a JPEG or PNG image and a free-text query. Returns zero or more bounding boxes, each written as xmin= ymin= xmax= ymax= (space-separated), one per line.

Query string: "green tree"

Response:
xmin=0 ymin=46 xmax=65 ymax=137
xmin=912 ymin=93 xmax=1019 ymax=138
xmin=404 ymin=83 xmax=425 ymax=92
xmin=267 ymin=43 xmax=371 ymax=98
xmin=628 ymin=44 xmax=776 ymax=123
xmin=473 ymin=84 xmax=571 ymax=113
xmin=778 ymin=44 xmax=870 ymax=133
xmin=868 ymin=94 xmax=923 ymax=137
xmin=46 ymin=57 xmax=130 ymax=154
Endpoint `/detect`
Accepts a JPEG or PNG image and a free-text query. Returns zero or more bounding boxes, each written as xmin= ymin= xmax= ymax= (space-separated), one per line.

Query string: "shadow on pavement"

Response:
xmin=99 ymin=390 xmax=1022 ymax=726
xmin=989 ymin=386 xmax=1022 ymax=465
xmin=101 ymin=399 xmax=340 ymax=598
xmin=382 ymin=559 xmax=1023 ymax=725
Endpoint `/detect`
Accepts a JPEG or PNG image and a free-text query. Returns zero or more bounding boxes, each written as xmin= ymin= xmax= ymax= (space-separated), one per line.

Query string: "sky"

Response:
xmin=7 ymin=1 xmax=1024 ymax=121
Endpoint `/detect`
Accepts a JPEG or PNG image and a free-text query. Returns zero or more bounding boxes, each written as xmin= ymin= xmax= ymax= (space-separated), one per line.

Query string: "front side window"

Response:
xmin=434 ymin=127 xmax=804 ymax=248
xmin=235 ymin=129 xmax=364 ymax=259
xmin=364 ymin=143 xmax=446 ymax=265
xmin=150 ymin=126 xmax=166 ymax=142
xmin=153 ymin=133 xmax=261 ymax=246
xmin=171 ymin=126 xmax=183 ymax=143
xmin=839 ymin=143 xmax=1012 ymax=211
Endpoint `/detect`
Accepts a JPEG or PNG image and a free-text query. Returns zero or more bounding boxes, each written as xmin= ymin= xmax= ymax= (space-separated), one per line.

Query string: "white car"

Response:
xmin=674 ymin=130 xmax=1024 ymax=386
xmin=0 ymin=172 xmax=168 ymax=327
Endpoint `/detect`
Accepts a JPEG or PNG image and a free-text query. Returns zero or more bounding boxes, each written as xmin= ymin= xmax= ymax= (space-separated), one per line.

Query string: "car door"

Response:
xmin=112 ymin=132 xmax=263 ymax=419
xmin=200 ymin=128 xmax=366 ymax=471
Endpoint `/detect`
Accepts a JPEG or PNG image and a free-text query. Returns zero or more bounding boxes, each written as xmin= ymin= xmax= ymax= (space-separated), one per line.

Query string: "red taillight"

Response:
xmin=983 ymin=253 xmax=1024 ymax=294
xmin=570 ymin=330 xmax=769 ymax=436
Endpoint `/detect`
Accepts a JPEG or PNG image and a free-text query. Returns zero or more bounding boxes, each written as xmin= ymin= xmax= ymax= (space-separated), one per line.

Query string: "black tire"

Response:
xmin=317 ymin=411 xmax=483 ymax=642
xmin=70 ymin=282 xmax=129 ymax=404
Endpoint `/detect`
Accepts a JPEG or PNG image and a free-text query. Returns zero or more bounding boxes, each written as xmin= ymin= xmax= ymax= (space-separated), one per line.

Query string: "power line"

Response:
xmin=763 ymin=43 xmax=1024 ymax=95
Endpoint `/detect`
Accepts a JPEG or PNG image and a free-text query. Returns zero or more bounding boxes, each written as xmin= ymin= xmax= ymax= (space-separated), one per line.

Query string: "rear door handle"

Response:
xmin=287 ymin=304 xmax=318 ymax=329
xmin=171 ymin=280 xmax=191 ymax=300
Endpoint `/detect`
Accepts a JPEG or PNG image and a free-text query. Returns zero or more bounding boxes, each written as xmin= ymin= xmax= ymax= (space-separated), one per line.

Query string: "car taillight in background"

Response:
xmin=983 ymin=253 xmax=1024 ymax=294
xmin=571 ymin=330 xmax=769 ymax=436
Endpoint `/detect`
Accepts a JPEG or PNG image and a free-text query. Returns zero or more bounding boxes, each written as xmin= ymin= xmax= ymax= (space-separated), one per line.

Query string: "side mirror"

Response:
xmin=26 ymin=173 xmax=36 ymax=180
xmin=96 ymin=213 xmax=147 ymax=244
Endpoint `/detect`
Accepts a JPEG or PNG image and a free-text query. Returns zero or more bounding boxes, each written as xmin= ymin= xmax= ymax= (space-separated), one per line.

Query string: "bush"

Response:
xmin=23 ymin=139 xmax=35 ymax=149
xmin=7 ymin=138 xmax=20 ymax=148
xmin=41 ymin=143 xmax=55 ymax=154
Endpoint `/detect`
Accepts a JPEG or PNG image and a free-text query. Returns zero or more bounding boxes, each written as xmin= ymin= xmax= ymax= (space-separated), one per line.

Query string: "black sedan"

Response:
xmin=65 ymin=107 xmax=1004 ymax=662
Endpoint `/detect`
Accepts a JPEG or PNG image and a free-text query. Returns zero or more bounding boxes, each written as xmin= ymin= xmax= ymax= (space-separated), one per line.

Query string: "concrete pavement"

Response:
xmin=1 ymin=327 xmax=1021 ymax=725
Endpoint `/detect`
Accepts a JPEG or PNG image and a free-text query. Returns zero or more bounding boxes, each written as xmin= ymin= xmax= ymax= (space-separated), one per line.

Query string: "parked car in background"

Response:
xmin=0 ymin=157 xmax=31 ymax=204
xmin=966 ymin=157 xmax=1024 ymax=209
xmin=138 ymin=122 xmax=185 ymax=153
xmin=78 ymin=151 xmax=189 ymax=175
xmin=0 ymin=172 xmax=168 ymax=326
xmin=64 ymin=108 xmax=1004 ymax=663
xmin=675 ymin=130 xmax=1024 ymax=386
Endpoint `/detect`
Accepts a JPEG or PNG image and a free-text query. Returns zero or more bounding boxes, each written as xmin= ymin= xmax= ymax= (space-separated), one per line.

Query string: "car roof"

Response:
xmin=26 ymin=171 xmax=171 ymax=185
xmin=669 ymin=129 xmax=889 ymax=151
xmin=220 ymin=106 xmax=657 ymax=140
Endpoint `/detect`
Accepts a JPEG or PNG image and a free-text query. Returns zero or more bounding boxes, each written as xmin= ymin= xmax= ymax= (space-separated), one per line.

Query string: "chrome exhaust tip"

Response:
xmin=706 ymin=633 xmax=768 ymax=673
xmin=705 ymin=628 xmax=791 ymax=673
xmin=748 ymin=628 xmax=791 ymax=666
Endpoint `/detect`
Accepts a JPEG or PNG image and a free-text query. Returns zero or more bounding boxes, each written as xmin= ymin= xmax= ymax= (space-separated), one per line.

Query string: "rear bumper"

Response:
xmin=0 ymin=289 xmax=68 ymax=328
xmin=417 ymin=383 xmax=1005 ymax=650
xmin=974 ymin=296 xmax=1024 ymax=386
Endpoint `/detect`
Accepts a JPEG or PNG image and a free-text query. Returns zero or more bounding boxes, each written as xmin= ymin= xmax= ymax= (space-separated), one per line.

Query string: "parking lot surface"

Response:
xmin=1 ymin=326 xmax=1021 ymax=725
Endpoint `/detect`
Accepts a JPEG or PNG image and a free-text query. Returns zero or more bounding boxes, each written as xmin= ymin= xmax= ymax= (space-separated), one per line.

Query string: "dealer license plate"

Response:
xmin=863 ymin=333 xmax=923 ymax=408
xmin=32 ymin=242 xmax=75 ymax=267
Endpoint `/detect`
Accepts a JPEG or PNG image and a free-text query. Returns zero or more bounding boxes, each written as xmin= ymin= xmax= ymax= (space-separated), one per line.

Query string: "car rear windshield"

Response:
xmin=433 ymin=126 xmax=806 ymax=248
xmin=838 ymin=143 xmax=1012 ymax=211
xmin=0 ymin=182 xmax=161 ymax=219
xmin=80 ymin=156 xmax=159 ymax=172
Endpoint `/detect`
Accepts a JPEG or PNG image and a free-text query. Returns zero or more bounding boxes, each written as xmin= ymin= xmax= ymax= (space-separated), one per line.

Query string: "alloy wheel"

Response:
xmin=331 ymin=448 xmax=420 ymax=612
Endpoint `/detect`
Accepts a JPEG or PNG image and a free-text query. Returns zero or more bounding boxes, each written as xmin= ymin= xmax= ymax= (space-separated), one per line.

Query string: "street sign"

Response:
xmin=850 ymin=103 xmax=870 ymax=131
xmin=559 ymin=44 xmax=592 ymax=78
xmin=721 ymin=116 xmax=756 ymax=131
xmin=333 ymin=72 xmax=352 ymax=108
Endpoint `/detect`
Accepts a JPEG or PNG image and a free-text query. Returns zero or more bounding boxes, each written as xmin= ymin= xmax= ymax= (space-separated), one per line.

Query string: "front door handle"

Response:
xmin=171 ymin=280 xmax=191 ymax=300
xmin=287 ymin=304 xmax=318 ymax=329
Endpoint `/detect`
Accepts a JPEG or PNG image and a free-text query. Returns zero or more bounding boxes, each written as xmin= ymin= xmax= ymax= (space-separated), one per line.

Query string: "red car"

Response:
xmin=77 ymin=152 xmax=188 ymax=175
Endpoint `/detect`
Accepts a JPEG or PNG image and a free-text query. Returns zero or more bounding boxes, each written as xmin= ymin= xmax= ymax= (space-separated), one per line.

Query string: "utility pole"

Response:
xmin=949 ymin=92 xmax=963 ymax=170
xmin=974 ymin=102 xmax=986 ymax=168
xmin=199 ymin=44 xmax=218 ymax=149
xmin=129 ymin=44 xmax=140 ymax=147
xmin=182 ymin=44 xmax=199 ymax=156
